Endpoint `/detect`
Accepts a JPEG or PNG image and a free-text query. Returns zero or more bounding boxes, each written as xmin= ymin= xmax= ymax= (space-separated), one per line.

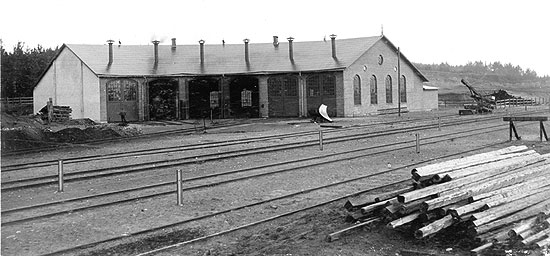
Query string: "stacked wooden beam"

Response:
xmin=334 ymin=145 xmax=550 ymax=254
xmin=51 ymin=106 xmax=72 ymax=122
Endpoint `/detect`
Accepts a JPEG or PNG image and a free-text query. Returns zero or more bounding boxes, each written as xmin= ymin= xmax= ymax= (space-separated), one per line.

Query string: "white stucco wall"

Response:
xmin=343 ymin=39 xmax=431 ymax=116
xmin=33 ymin=47 xmax=101 ymax=121
xmin=421 ymin=87 xmax=439 ymax=111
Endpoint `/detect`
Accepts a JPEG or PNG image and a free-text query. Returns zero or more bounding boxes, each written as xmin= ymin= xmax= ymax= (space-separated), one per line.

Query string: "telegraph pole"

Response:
xmin=397 ymin=47 xmax=401 ymax=117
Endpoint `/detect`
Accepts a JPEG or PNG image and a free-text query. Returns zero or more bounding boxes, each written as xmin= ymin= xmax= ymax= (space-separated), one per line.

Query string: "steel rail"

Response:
xmin=39 ymin=140 xmax=509 ymax=256
xmin=1 ymin=113 xmax=463 ymax=171
xmin=0 ymin=114 xmax=502 ymax=191
xmin=2 ymin=122 xmax=510 ymax=226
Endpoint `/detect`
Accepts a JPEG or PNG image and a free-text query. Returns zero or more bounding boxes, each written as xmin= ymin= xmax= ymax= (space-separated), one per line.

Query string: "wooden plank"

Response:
xmin=344 ymin=186 xmax=413 ymax=211
xmin=448 ymin=195 xmax=501 ymax=219
xmin=436 ymin=150 xmax=540 ymax=181
xmin=535 ymin=236 xmax=550 ymax=248
xmin=360 ymin=198 xmax=394 ymax=215
xmin=388 ymin=212 xmax=422 ymax=229
xmin=508 ymin=216 xmax=539 ymax=238
xmin=400 ymin=151 xmax=541 ymax=204
xmin=470 ymin=242 xmax=493 ymax=255
xmin=517 ymin=228 xmax=537 ymax=240
xmin=521 ymin=228 xmax=550 ymax=246
xmin=469 ymin=168 xmax=550 ymax=203
xmin=483 ymin=185 xmax=550 ymax=209
xmin=410 ymin=146 xmax=528 ymax=180
xmin=503 ymin=116 xmax=548 ymax=121
xmin=398 ymin=249 xmax=437 ymax=256
xmin=471 ymin=187 xmax=550 ymax=225
xmin=414 ymin=215 xmax=455 ymax=239
xmin=472 ymin=198 xmax=550 ymax=235
xmin=422 ymin=162 xmax=550 ymax=212
xmin=326 ymin=217 xmax=379 ymax=242
xmin=456 ymin=174 xmax=550 ymax=219
xmin=398 ymin=197 xmax=431 ymax=215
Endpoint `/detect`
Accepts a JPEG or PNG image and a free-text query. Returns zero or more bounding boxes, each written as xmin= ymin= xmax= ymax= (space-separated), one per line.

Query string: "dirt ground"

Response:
xmin=2 ymin=106 xmax=550 ymax=256
xmin=0 ymin=112 xmax=142 ymax=152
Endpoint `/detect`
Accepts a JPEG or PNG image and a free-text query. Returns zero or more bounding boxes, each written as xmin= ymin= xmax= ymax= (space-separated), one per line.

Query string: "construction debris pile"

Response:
xmin=50 ymin=105 xmax=72 ymax=122
xmin=337 ymin=145 xmax=550 ymax=255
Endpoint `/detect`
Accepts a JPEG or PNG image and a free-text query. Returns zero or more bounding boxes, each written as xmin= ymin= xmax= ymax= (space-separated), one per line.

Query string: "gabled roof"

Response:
xmin=57 ymin=35 xmax=428 ymax=81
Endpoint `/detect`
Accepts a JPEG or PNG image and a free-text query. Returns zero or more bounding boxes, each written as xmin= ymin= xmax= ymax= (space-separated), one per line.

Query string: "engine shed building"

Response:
xmin=33 ymin=35 xmax=437 ymax=123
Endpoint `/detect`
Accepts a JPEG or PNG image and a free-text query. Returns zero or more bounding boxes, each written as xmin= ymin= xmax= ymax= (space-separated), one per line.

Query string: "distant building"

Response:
xmin=33 ymin=35 xmax=437 ymax=123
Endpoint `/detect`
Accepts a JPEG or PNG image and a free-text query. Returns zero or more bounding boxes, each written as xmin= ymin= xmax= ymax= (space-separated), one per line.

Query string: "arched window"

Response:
xmin=385 ymin=75 xmax=392 ymax=104
xmin=353 ymin=75 xmax=361 ymax=105
xmin=400 ymin=75 xmax=407 ymax=103
xmin=370 ymin=75 xmax=377 ymax=105
xmin=107 ymin=79 xmax=137 ymax=101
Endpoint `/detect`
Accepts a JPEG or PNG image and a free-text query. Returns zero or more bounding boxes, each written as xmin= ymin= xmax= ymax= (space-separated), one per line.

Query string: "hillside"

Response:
xmin=414 ymin=62 xmax=550 ymax=101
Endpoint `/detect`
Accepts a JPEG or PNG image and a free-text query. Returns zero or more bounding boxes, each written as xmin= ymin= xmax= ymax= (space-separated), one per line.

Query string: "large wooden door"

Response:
xmin=306 ymin=74 xmax=336 ymax=117
xmin=268 ymin=76 xmax=299 ymax=117
xmin=106 ymin=79 xmax=138 ymax=122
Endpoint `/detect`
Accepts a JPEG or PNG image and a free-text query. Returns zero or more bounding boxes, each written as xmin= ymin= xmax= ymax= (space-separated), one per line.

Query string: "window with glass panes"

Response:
xmin=370 ymin=75 xmax=377 ymax=104
xmin=385 ymin=75 xmax=392 ymax=104
xmin=400 ymin=75 xmax=407 ymax=103
xmin=107 ymin=79 xmax=137 ymax=102
xmin=353 ymin=75 xmax=361 ymax=105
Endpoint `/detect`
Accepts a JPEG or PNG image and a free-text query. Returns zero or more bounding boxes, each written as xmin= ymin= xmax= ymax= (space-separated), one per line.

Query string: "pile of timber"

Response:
xmin=332 ymin=145 xmax=550 ymax=255
xmin=51 ymin=106 xmax=72 ymax=122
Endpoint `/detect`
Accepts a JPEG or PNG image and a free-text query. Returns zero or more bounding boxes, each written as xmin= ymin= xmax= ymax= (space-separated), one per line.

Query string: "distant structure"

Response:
xmin=33 ymin=35 xmax=437 ymax=123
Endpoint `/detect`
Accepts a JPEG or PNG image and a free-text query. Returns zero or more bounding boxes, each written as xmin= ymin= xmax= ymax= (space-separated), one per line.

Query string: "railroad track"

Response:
xmin=1 ymin=113 xmax=460 ymax=172
xmin=4 ymin=109 xmax=545 ymax=172
xmin=0 ymin=111 xmax=525 ymax=191
xmin=2 ymin=109 xmax=547 ymax=255
xmin=39 ymin=136 xmax=511 ymax=256
xmin=0 ymin=121 xmax=509 ymax=226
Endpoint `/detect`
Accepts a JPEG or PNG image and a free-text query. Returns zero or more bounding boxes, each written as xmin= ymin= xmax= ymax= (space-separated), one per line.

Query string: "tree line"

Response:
xmin=1 ymin=42 xmax=59 ymax=98
xmin=414 ymin=61 xmax=549 ymax=84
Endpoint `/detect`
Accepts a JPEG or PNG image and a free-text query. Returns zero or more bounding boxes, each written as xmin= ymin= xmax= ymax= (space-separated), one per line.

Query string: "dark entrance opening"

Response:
xmin=188 ymin=78 xmax=220 ymax=119
xmin=229 ymin=77 xmax=259 ymax=118
xmin=148 ymin=79 xmax=178 ymax=121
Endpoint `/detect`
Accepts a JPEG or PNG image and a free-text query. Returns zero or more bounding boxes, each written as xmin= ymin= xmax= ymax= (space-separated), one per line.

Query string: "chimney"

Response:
xmin=329 ymin=34 xmax=337 ymax=58
xmin=152 ymin=40 xmax=160 ymax=65
xmin=107 ymin=39 xmax=114 ymax=65
xmin=199 ymin=39 xmax=205 ymax=64
xmin=243 ymin=38 xmax=250 ymax=63
xmin=273 ymin=36 xmax=279 ymax=47
xmin=287 ymin=37 xmax=294 ymax=62
xmin=171 ymin=38 xmax=176 ymax=50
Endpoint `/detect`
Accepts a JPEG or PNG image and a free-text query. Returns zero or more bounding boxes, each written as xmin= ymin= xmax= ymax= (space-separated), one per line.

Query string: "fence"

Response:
xmin=439 ymin=97 xmax=549 ymax=109
xmin=1 ymin=97 xmax=33 ymax=107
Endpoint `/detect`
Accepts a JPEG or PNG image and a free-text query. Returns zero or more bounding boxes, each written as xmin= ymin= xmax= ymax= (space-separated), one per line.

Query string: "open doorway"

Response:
xmin=188 ymin=78 xmax=220 ymax=119
xmin=229 ymin=77 xmax=259 ymax=118
xmin=148 ymin=79 xmax=178 ymax=120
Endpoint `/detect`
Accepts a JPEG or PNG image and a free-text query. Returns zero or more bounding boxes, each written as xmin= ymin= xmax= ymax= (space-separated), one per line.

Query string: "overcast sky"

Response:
xmin=1 ymin=0 xmax=549 ymax=76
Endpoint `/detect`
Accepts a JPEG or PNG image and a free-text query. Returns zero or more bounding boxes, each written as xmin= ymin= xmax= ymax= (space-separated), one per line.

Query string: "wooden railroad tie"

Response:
xmin=503 ymin=116 xmax=548 ymax=141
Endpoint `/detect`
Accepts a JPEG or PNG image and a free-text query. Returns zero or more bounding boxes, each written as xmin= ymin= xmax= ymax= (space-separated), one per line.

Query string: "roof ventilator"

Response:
xmin=243 ymin=38 xmax=250 ymax=63
xmin=107 ymin=39 xmax=114 ymax=65
xmin=330 ymin=34 xmax=337 ymax=59
xmin=287 ymin=37 xmax=294 ymax=62
xmin=199 ymin=39 xmax=205 ymax=64
xmin=152 ymin=40 xmax=160 ymax=65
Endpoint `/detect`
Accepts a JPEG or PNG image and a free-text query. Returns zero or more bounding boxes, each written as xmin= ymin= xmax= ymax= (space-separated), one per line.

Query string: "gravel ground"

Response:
xmin=2 ymin=106 xmax=550 ymax=256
